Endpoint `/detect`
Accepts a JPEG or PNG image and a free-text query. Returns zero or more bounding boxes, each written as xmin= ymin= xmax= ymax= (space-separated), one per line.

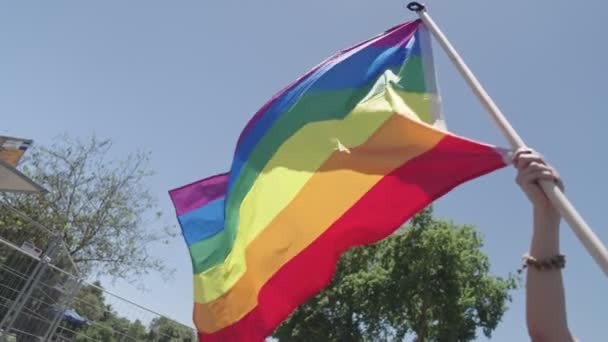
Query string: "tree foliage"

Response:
xmin=273 ymin=208 xmax=517 ymax=342
xmin=72 ymin=281 xmax=107 ymax=323
xmin=69 ymin=282 xmax=196 ymax=342
xmin=148 ymin=316 xmax=197 ymax=342
xmin=0 ymin=134 xmax=173 ymax=281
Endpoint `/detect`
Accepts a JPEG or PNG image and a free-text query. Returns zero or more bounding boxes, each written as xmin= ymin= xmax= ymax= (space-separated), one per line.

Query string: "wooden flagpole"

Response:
xmin=406 ymin=1 xmax=608 ymax=277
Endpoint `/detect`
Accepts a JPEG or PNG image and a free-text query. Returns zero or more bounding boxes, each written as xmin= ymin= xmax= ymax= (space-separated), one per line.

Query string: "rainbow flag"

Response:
xmin=170 ymin=19 xmax=508 ymax=341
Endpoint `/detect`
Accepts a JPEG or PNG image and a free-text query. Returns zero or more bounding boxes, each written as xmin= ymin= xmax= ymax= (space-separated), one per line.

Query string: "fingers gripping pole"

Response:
xmin=407 ymin=2 xmax=608 ymax=277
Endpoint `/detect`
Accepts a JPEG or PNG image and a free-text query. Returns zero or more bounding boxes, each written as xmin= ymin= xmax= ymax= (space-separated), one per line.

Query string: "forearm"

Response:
xmin=525 ymin=207 xmax=572 ymax=341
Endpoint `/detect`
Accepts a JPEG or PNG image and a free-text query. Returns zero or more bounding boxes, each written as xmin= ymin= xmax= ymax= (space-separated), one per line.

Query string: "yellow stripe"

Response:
xmin=193 ymin=80 xmax=439 ymax=297
xmin=194 ymin=80 xmax=434 ymax=304
xmin=193 ymin=87 xmax=397 ymax=303
xmin=193 ymin=113 xmax=447 ymax=333
xmin=395 ymin=89 xmax=432 ymax=123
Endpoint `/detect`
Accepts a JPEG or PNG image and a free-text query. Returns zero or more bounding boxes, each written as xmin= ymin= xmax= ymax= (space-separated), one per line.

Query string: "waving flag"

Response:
xmin=170 ymin=19 xmax=508 ymax=341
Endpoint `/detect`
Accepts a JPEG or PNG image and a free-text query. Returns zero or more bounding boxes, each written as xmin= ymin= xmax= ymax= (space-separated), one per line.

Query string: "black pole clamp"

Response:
xmin=406 ymin=2 xmax=426 ymax=12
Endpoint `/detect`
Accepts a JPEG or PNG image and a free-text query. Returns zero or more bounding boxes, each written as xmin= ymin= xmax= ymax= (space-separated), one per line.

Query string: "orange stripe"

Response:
xmin=194 ymin=113 xmax=446 ymax=333
xmin=197 ymin=134 xmax=507 ymax=342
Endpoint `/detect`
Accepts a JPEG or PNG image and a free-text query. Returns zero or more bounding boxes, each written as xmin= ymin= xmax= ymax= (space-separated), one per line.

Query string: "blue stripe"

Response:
xmin=178 ymin=197 xmax=225 ymax=246
xmin=227 ymin=42 xmax=419 ymax=199
xmin=313 ymin=46 xmax=410 ymax=90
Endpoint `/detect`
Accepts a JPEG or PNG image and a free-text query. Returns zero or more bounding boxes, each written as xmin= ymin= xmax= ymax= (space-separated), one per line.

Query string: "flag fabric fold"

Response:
xmin=169 ymin=19 xmax=508 ymax=342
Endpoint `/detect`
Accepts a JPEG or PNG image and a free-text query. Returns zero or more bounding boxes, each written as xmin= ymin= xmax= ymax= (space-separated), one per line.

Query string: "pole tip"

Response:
xmin=407 ymin=2 xmax=426 ymax=12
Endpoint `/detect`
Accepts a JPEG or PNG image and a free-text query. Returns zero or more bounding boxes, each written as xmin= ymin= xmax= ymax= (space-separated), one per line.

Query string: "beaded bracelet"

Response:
xmin=519 ymin=253 xmax=566 ymax=273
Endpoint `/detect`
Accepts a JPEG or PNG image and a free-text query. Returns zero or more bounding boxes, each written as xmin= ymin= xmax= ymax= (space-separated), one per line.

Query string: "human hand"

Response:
xmin=514 ymin=148 xmax=564 ymax=217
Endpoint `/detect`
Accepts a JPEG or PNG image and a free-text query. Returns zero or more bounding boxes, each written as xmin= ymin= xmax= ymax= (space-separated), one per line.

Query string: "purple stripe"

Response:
xmin=235 ymin=20 xmax=421 ymax=146
xmin=169 ymin=173 xmax=229 ymax=216
xmin=369 ymin=19 xmax=422 ymax=47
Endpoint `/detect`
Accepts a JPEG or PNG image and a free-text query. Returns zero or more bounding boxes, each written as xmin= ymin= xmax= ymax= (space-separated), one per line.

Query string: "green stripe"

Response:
xmin=188 ymin=84 xmax=381 ymax=274
xmin=189 ymin=58 xmax=432 ymax=274
xmin=188 ymin=231 xmax=228 ymax=274
xmin=397 ymin=56 xmax=426 ymax=93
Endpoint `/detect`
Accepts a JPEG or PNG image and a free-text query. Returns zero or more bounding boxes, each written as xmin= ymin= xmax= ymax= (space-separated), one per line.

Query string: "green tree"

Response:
xmin=147 ymin=316 xmax=196 ymax=342
xmin=273 ymin=208 xmax=517 ymax=342
xmin=73 ymin=316 xmax=146 ymax=342
xmin=65 ymin=281 xmax=129 ymax=341
xmin=75 ymin=324 xmax=115 ymax=342
xmin=0 ymin=134 xmax=173 ymax=281
xmin=72 ymin=281 xmax=107 ymax=322
xmin=63 ymin=280 xmax=189 ymax=342
xmin=126 ymin=319 xmax=148 ymax=340
xmin=109 ymin=316 xmax=139 ymax=340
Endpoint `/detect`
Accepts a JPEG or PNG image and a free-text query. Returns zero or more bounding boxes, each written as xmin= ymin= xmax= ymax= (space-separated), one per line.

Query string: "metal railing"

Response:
xmin=0 ymin=201 xmax=196 ymax=342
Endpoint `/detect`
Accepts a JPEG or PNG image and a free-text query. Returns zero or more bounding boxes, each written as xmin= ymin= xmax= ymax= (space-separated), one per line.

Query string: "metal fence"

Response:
xmin=0 ymin=202 xmax=197 ymax=342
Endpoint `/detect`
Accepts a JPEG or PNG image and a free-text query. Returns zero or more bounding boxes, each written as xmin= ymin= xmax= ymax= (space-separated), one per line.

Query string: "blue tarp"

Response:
xmin=62 ymin=309 xmax=87 ymax=328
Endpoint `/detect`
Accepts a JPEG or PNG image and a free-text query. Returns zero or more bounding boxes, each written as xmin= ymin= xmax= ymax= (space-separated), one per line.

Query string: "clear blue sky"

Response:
xmin=2 ymin=1 xmax=607 ymax=340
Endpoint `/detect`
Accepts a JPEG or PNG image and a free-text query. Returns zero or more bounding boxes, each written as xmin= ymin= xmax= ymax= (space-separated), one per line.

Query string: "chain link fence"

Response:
xmin=0 ymin=201 xmax=196 ymax=342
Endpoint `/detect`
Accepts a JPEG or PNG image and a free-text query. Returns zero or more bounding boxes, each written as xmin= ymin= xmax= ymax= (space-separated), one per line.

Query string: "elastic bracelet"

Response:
xmin=519 ymin=253 xmax=566 ymax=273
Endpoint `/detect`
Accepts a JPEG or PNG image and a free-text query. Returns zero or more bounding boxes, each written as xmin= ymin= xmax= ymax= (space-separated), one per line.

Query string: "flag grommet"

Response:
xmin=407 ymin=2 xmax=426 ymax=12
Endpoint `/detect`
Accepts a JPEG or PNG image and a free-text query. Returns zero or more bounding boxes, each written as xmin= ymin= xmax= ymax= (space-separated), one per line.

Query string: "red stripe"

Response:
xmin=198 ymin=134 xmax=506 ymax=342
